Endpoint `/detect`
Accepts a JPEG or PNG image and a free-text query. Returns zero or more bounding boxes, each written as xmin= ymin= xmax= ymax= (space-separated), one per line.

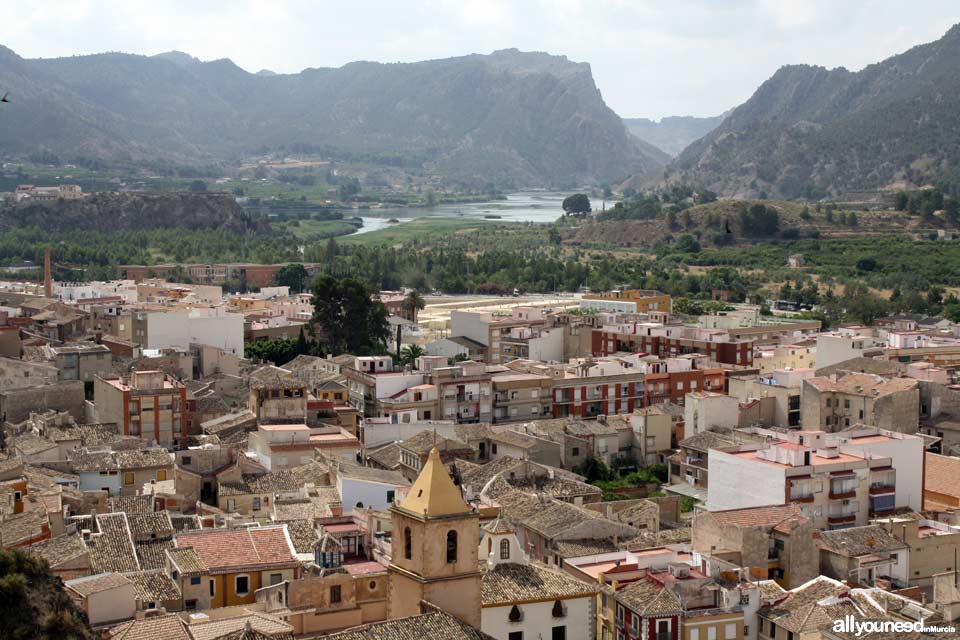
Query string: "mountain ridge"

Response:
xmin=0 ymin=46 xmax=663 ymax=186
xmin=660 ymin=23 xmax=960 ymax=198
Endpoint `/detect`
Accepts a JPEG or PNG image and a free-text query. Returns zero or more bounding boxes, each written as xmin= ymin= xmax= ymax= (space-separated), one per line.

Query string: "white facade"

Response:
xmin=362 ymin=419 xmax=459 ymax=449
xmin=528 ymin=327 xmax=564 ymax=363
xmin=835 ymin=430 xmax=925 ymax=511
xmin=579 ymin=298 xmax=637 ymax=313
xmin=481 ymin=599 xmax=594 ymax=640
xmin=337 ymin=476 xmax=400 ymax=514
xmin=684 ymin=392 xmax=741 ymax=436
xmin=450 ymin=310 xmax=493 ymax=346
xmin=706 ymin=450 xmax=786 ymax=512
xmin=143 ymin=307 xmax=244 ymax=357
xmin=815 ymin=333 xmax=880 ymax=369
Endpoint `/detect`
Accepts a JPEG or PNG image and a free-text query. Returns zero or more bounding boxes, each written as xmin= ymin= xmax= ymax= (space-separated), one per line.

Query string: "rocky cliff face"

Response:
xmin=661 ymin=23 xmax=960 ymax=198
xmin=0 ymin=47 xmax=663 ymax=186
xmin=623 ymin=113 xmax=728 ymax=157
xmin=0 ymin=193 xmax=264 ymax=233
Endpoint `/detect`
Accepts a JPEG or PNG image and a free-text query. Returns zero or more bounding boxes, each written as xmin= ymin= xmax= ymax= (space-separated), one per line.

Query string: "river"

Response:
xmin=349 ymin=191 xmax=609 ymax=235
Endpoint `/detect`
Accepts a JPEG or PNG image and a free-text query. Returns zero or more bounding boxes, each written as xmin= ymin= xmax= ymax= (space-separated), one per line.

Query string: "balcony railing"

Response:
xmin=869 ymin=484 xmax=895 ymax=495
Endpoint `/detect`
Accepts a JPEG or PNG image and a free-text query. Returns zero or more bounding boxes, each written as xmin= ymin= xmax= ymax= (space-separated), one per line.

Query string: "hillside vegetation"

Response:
xmin=0 ymin=46 xmax=663 ymax=186
xmin=648 ymin=23 xmax=960 ymax=198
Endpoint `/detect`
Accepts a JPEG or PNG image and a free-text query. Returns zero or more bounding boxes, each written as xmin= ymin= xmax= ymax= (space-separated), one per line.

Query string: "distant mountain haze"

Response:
xmin=0 ymin=46 xmax=666 ymax=186
xmin=622 ymin=112 xmax=729 ymax=157
xmin=663 ymin=23 xmax=960 ymax=198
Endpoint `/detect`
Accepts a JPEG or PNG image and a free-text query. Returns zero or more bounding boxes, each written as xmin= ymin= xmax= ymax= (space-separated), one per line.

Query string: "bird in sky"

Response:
xmin=0 ymin=92 xmax=9 ymax=103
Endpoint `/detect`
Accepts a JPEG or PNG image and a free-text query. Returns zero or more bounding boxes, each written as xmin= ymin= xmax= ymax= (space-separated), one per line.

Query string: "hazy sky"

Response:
xmin=2 ymin=1 xmax=957 ymax=119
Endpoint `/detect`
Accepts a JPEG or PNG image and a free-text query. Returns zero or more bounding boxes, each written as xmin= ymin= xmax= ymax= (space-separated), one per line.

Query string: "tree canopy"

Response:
xmin=562 ymin=193 xmax=592 ymax=215
xmin=274 ymin=263 xmax=309 ymax=293
xmin=312 ymin=276 xmax=390 ymax=355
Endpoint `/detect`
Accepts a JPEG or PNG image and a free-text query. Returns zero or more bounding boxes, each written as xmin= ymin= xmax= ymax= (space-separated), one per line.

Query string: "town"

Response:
xmin=0 ymin=258 xmax=959 ymax=640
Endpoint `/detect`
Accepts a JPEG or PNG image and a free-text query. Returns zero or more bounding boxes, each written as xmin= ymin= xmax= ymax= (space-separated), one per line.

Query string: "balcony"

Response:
xmin=828 ymin=514 xmax=857 ymax=525
xmin=869 ymin=484 xmax=895 ymax=495
xmin=829 ymin=489 xmax=857 ymax=500
xmin=789 ymin=493 xmax=814 ymax=503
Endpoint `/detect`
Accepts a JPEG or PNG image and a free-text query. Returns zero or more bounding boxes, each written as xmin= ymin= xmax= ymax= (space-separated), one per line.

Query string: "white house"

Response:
xmin=479 ymin=518 xmax=598 ymax=640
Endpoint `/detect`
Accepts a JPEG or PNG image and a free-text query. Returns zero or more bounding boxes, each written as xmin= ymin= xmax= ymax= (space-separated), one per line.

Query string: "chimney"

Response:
xmin=44 ymin=246 xmax=52 ymax=298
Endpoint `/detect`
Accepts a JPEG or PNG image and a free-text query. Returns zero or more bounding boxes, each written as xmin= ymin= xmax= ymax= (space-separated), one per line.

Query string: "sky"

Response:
xmin=2 ymin=1 xmax=957 ymax=120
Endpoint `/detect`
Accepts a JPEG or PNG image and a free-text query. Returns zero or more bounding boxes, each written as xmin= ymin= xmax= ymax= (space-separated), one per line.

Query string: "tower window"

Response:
xmin=447 ymin=530 xmax=458 ymax=564
xmin=500 ymin=538 xmax=511 ymax=560
xmin=404 ymin=527 xmax=412 ymax=560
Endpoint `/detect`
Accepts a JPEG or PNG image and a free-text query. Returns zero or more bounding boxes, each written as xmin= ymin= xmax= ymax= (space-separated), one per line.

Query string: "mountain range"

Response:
xmin=622 ymin=113 xmax=728 ymax=157
xmin=0 ymin=46 xmax=666 ymax=187
xmin=662 ymin=23 xmax=960 ymax=198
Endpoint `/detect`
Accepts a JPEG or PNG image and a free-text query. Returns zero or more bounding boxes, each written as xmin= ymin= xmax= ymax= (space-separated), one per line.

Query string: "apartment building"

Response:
xmin=45 ymin=343 xmax=113 ymax=382
xmin=874 ymin=513 xmax=960 ymax=588
xmin=753 ymin=343 xmax=816 ymax=374
xmin=592 ymin=322 xmax=753 ymax=366
xmin=727 ymin=369 xmax=812 ymax=429
xmin=693 ymin=504 xmax=818 ymax=588
xmin=94 ymin=370 xmax=188 ymax=447
xmin=449 ymin=306 xmax=555 ymax=364
xmin=800 ymin=372 xmax=919 ymax=432
xmin=815 ymin=331 xmax=885 ymax=369
xmin=491 ymin=371 xmax=553 ymax=422
xmin=131 ymin=306 xmax=244 ymax=357
xmin=582 ymin=289 xmax=671 ymax=313
xmin=247 ymin=423 xmax=358 ymax=470
xmin=708 ymin=427 xmax=925 ymax=529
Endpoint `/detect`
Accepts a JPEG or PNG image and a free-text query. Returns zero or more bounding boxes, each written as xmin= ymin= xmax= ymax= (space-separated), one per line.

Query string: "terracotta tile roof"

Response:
xmin=555 ymin=538 xmax=619 ymax=558
xmin=136 ymin=538 xmax=176 ymax=570
xmin=366 ymin=442 xmax=401 ymax=470
xmin=400 ymin=430 xmax=469 ymax=455
xmin=108 ymin=495 xmax=154 ymax=514
xmin=65 ymin=571 xmax=133 ymax=597
xmin=804 ymin=373 xmax=916 ymax=396
xmin=760 ymin=576 xmax=849 ymax=632
xmin=705 ymin=503 xmax=806 ymax=529
xmin=332 ymin=460 xmax=407 ymax=486
xmin=25 ymin=532 xmax=88 ymax=568
xmin=756 ymin=579 xmax=788 ymax=603
xmin=679 ymin=429 xmax=737 ymax=451
xmin=276 ymin=519 xmax=319 ymax=554
xmin=186 ymin=610 xmax=294 ymax=640
xmin=818 ymin=525 xmax=909 ymax=556
xmin=110 ymin=613 xmax=192 ymax=640
xmin=174 ymin=525 xmax=298 ymax=573
xmin=616 ymin=579 xmax=684 ymax=616
xmin=166 ymin=546 xmax=208 ymax=575
xmin=71 ymin=447 xmax=172 ymax=472
xmin=125 ymin=569 xmax=181 ymax=602
xmin=482 ymin=561 xmax=598 ymax=605
xmin=219 ymin=471 xmax=300 ymax=496
xmin=128 ymin=511 xmax=175 ymax=539
xmin=482 ymin=518 xmax=515 ymax=535
xmin=925 ymin=452 xmax=960 ymax=499
xmin=322 ymin=610 xmax=496 ymax=640
xmin=170 ymin=514 xmax=202 ymax=532
xmin=88 ymin=512 xmax=140 ymax=574
xmin=0 ymin=508 xmax=49 ymax=546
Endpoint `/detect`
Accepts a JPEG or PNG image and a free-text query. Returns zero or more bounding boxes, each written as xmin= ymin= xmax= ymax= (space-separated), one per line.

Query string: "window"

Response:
xmin=657 ymin=619 xmax=671 ymax=640
xmin=552 ymin=600 xmax=566 ymax=618
xmin=787 ymin=632 xmax=794 ymax=640
xmin=509 ymin=605 xmax=523 ymax=622
xmin=227 ymin=499 xmax=236 ymax=512
xmin=404 ymin=527 xmax=412 ymax=560
xmin=691 ymin=630 xmax=699 ymax=640
xmin=492 ymin=443 xmax=498 ymax=454
xmin=552 ymin=626 xmax=566 ymax=640
xmin=724 ymin=623 xmax=737 ymax=639
xmin=185 ymin=599 xmax=197 ymax=610
xmin=387 ymin=490 xmax=395 ymax=504
xmin=740 ymin=592 xmax=750 ymax=605
xmin=181 ymin=456 xmax=191 ymax=466
xmin=253 ymin=497 xmax=262 ymax=511
xmin=270 ymin=573 xmax=282 ymax=586
xmin=844 ymin=399 xmax=850 ymax=409
xmin=209 ymin=579 xmax=215 ymax=597
xmin=572 ymin=447 xmax=580 ymax=457
xmin=330 ymin=585 xmax=341 ymax=603
xmin=235 ymin=575 xmax=250 ymax=596
xmin=123 ymin=472 xmax=135 ymax=485
xmin=446 ymin=530 xmax=458 ymax=563
xmin=509 ymin=633 xmax=523 ymax=640
xmin=190 ymin=576 xmax=201 ymax=586
xmin=500 ymin=538 xmax=511 ymax=560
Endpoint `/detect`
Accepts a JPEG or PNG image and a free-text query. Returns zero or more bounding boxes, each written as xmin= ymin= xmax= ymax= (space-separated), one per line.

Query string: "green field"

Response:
xmin=338 ymin=216 xmax=522 ymax=246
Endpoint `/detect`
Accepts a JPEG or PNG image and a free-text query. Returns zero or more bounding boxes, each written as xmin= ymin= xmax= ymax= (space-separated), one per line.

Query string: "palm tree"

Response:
xmin=400 ymin=344 xmax=425 ymax=368
xmin=402 ymin=290 xmax=426 ymax=323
